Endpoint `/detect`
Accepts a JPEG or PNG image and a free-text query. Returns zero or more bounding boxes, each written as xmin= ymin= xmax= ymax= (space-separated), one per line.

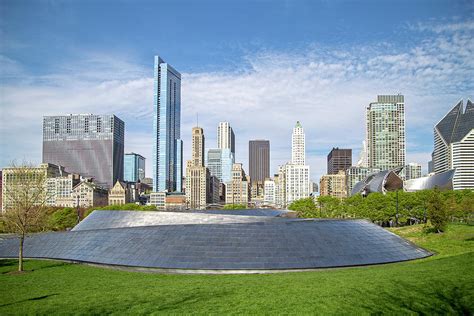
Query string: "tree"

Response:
xmin=427 ymin=188 xmax=448 ymax=233
xmin=1 ymin=163 xmax=52 ymax=271
xmin=223 ymin=204 xmax=247 ymax=210
xmin=288 ymin=198 xmax=317 ymax=218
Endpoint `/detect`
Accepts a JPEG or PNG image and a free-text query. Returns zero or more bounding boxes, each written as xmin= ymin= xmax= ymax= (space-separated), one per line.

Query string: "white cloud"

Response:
xmin=1 ymin=21 xmax=472 ymax=184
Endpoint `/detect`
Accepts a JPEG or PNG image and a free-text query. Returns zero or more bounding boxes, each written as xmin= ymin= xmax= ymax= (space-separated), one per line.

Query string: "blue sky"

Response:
xmin=1 ymin=0 xmax=473 ymax=181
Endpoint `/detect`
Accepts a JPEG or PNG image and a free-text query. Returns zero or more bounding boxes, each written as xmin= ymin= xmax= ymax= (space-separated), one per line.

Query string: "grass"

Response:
xmin=0 ymin=224 xmax=473 ymax=314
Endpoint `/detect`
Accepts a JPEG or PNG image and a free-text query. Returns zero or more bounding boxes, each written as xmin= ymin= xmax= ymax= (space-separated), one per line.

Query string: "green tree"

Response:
xmin=0 ymin=163 xmax=51 ymax=271
xmin=48 ymin=208 xmax=77 ymax=231
xmin=288 ymin=198 xmax=318 ymax=218
xmin=427 ymin=188 xmax=448 ymax=233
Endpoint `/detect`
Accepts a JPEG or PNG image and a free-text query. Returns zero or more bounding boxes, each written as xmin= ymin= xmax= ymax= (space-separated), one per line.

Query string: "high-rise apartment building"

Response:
xmin=345 ymin=166 xmax=380 ymax=195
xmin=249 ymin=140 xmax=270 ymax=184
xmin=405 ymin=163 xmax=422 ymax=180
xmin=217 ymin=122 xmax=235 ymax=154
xmin=327 ymin=148 xmax=352 ymax=174
xmin=42 ymin=114 xmax=124 ymax=189
xmin=124 ymin=153 xmax=145 ymax=183
xmin=366 ymin=95 xmax=406 ymax=173
xmin=185 ymin=127 xmax=209 ymax=209
xmin=153 ymin=55 xmax=183 ymax=193
xmin=433 ymin=99 xmax=474 ymax=190
xmin=320 ymin=171 xmax=347 ymax=199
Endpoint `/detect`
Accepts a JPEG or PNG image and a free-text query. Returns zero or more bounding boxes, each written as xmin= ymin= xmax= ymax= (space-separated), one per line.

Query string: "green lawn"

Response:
xmin=1 ymin=224 xmax=473 ymax=315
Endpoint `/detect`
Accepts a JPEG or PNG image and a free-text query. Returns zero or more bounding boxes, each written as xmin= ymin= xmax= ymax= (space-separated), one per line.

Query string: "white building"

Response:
xmin=264 ymin=179 xmax=275 ymax=205
xmin=405 ymin=163 xmax=422 ymax=181
xmin=291 ymin=121 xmax=305 ymax=165
xmin=275 ymin=121 xmax=311 ymax=207
xmin=433 ymin=99 xmax=474 ymax=190
xmin=217 ymin=122 xmax=235 ymax=155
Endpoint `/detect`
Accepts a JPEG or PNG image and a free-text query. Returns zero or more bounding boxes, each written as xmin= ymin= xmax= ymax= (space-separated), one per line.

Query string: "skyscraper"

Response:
xmin=284 ymin=121 xmax=310 ymax=205
xmin=433 ymin=99 xmax=474 ymax=190
xmin=217 ymin=122 xmax=235 ymax=154
xmin=185 ymin=127 xmax=209 ymax=209
xmin=124 ymin=153 xmax=145 ymax=183
xmin=153 ymin=55 xmax=183 ymax=193
xmin=249 ymin=140 xmax=270 ymax=183
xmin=42 ymin=114 xmax=124 ymax=189
xmin=292 ymin=121 xmax=305 ymax=165
xmin=366 ymin=95 xmax=406 ymax=172
xmin=327 ymin=148 xmax=352 ymax=174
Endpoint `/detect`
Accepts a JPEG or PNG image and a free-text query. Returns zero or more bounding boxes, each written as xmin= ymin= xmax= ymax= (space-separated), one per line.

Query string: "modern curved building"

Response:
xmin=351 ymin=167 xmax=404 ymax=196
xmin=0 ymin=210 xmax=431 ymax=273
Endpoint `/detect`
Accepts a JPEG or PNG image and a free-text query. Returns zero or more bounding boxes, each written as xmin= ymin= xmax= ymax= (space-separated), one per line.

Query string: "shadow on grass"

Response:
xmin=0 ymin=294 xmax=59 ymax=308
xmin=0 ymin=259 xmax=69 ymax=274
xmin=362 ymin=280 xmax=473 ymax=314
xmin=155 ymin=291 xmax=233 ymax=312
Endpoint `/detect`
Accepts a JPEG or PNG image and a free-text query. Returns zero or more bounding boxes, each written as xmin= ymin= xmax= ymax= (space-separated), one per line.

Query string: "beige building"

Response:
xmin=186 ymin=127 xmax=210 ymax=210
xmin=108 ymin=181 xmax=137 ymax=206
xmin=320 ymin=171 xmax=347 ymax=199
xmin=225 ymin=163 xmax=250 ymax=205
xmin=69 ymin=181 xmax=108 ymax=208
xmin=2 ymin=163 xmax=67 ymax=211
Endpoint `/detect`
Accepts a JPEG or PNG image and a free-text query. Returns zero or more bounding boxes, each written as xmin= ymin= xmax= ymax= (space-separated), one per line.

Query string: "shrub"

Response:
xmin=48 ymin=208 xmax=78 ymax=231
xmin=223 ymin=204 xmax=247 ymax=210
xmin=289 ymin=198 xmax=318 ymax=218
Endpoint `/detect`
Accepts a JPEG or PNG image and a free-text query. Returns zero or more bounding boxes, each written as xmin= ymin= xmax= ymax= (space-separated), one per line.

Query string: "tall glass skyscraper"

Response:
xmin=153 ymin=55 xmax=183 ymax=192
xmin=124 ymin=153 xmax=145 ymax=183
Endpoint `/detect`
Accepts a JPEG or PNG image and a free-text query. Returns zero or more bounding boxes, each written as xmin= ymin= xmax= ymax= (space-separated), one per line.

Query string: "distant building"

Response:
xmin=283 ymin=121 xmax=310 ymax=205
xmin=292 ymin=121 xmax=306 ymax=165
xmin=186 ymin=127 xmax=209 ymax=209
xmin=345 ymin=167 xmax=380 ymax=195
xmin=320 ymin=171 xmax=347 ymax=199
xmin=217 ymin=122 xmax=235 ymax=155
xmin=249 ymin=140 xmax=270 ymax=184
xmin=366 ymin=95 xmax=406 ymax=174
xmin=327 ymin=148 xmax=352 ymax=174
xmin=433 ymin=99 xmax=474 ymax=190
xmin=42 ymin=114 xmax=124 ymax=189
xmin=152 ymin=55 xmax=183 ymax=193
xmin=405 ymin=163 xmax=422 ymax=181
xmin=71 ymin=180 xmax=108 ymax=208
xmin=165 ymin=193 xmax=186 ymax=211
xmin=2 ymin=163 xmax=67 ymax=211
xmin=225 ymin=163 xmax=249 ymax=205
xmin=47 ymin=173 xmax=82 ymax=207
xmin=124 ymin=153 xmax=145 ymax=183
xmin=264 ymin=179 xmax=275 ymax=205
xmin=206 ymin=148 xmax=235 ymax=184
xmin=208 ymin=175 xmax=221 ymax=204
xmin=149 ymin=192 xmax=166 ymax=210
xmin=109 ymin=181 xmax=137 ymax=206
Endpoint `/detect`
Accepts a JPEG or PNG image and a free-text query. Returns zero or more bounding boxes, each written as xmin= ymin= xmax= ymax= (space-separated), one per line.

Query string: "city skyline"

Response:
xmin=1 ymin=1 xmax=473 ymax=184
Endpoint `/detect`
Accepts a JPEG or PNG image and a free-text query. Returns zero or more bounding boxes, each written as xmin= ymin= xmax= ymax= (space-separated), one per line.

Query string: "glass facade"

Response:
xmin=206 ymin=148 xmax=235 ymax=184
xmin=124 ymin=153 xmax=145 ymax=183
xmin=153 ymin=56 xmax=182 ymax=192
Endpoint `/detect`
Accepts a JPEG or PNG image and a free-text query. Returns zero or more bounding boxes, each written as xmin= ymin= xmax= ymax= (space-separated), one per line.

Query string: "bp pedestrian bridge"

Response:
xmin=0 ymin=209 xmax=431 ymax=273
